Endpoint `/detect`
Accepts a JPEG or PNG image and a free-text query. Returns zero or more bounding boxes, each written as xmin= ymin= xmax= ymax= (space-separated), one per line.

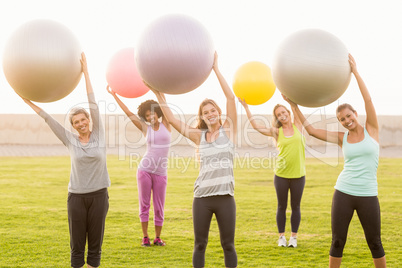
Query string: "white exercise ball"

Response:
xmin=3 ymin=19 xmax=82 ymax=102
xmin=135 ymin=14 xmax=215 ymax=94
xmin=272 ymin=29 xmax=351 ymax=107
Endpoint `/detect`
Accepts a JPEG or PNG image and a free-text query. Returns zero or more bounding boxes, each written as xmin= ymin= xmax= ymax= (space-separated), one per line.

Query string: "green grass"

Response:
xmin=0 ymin=156 xmax=401 ymax=267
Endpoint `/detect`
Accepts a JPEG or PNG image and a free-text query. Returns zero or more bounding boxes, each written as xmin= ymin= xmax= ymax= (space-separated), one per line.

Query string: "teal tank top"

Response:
xmin=335 ymin=127 xmax=379 ymax=196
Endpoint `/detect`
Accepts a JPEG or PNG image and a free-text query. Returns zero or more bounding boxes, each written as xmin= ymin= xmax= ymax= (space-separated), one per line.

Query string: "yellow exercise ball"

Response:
xmin=233 ymin=61 xmax=276 ymax=105
xmin=2 ymin=19 xmax=82 ymax=102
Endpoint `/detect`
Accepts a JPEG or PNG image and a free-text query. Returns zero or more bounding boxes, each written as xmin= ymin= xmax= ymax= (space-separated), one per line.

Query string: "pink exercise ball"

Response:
xmin=135 ymin=14 xmax=215 ymax=94
xmin=106 ymin=47 xmax=149 ymax=98
xmin=2 ymin=19 xmax=82 ymax=102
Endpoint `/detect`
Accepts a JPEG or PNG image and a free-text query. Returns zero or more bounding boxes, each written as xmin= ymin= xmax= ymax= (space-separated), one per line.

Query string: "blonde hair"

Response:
xmin=196 ymin=99 xmax=222 ymax=129
xmin=272 ymin=104 xmax=291 ymax=128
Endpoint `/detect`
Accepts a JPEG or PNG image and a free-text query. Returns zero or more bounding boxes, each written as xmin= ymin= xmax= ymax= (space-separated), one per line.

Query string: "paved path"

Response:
xmin=1 ymin=144 xmax=401 ymax=158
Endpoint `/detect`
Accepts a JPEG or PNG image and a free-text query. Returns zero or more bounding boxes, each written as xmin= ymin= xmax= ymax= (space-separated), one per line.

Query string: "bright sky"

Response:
xmin=1 ymin=0 xmax=401 ymax=116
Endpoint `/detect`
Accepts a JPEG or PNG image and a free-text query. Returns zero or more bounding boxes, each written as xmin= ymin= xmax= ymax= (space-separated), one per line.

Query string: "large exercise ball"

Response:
xmin=2 ymin=19 xmax=82 ymax=102
xmin=106 ymin=47 xmax=149 ymax=98
xmin=233 ymin=61 xmax=276 ymax=105
xmin=135 ymin=14 xmax=215 ymax=94
xmin=272 ymin=29 xmax=351 ymax=107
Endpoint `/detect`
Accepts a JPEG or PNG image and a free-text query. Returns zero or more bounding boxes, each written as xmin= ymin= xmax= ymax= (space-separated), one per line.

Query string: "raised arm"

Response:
xmin=80 ymin=52 xmax=93 ymax=96
xmin=19 ymin=96 xmax=72 ymax=146
xmin=150 ymin=88 xmax=202 ymax=144
xmin=21 ymin=96 xmax=43 ymax=115
xmin=238 ymin=98 xmax=276 ymax=137
xmin=291 ymin=105 xmax=303 ymax=132
xmin=80 ymin=52 xmax=101 ymax=133
xmin=349 ymin=54 xmax=379 ymax=142
xmin=212 ymin=52 xmax=237 ymax=141
xmin=283 ymin=95 xmax=343 ymax=146
xmin=106 ymin=85 xmax=147 ymax=135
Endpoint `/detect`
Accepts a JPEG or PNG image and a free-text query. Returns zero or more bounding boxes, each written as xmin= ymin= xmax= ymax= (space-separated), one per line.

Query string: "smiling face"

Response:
xmin=274 ymin=105 xmax=291 ymax=126
xmin=71 ymin=113 xmax=90 ymax=135
xmin=144 ymin=110 xmax=159 ymax=125
xmin=201 ymin=103 xmax=220 ymax=127
xmin=337 ymin=108 xmax=358 ymax=130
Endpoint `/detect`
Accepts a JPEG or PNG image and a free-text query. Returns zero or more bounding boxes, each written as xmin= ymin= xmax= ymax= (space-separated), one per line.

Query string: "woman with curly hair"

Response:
xmin=107 ymin=87 xmax=171 ymax=247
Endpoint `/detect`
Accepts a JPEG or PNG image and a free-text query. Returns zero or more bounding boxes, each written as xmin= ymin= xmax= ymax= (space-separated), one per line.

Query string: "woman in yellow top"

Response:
xmin=239 ymin=98 xmax=305 ymax=248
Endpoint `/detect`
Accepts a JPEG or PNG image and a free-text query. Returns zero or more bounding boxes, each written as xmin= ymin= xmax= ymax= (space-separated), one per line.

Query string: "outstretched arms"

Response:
xmin=21 ymin=96 xmax=42 ymax=115
xmin=106 ymin=86 xmax=147 ymax=135
xmin=238 ymin=98 xmax=276 ymax=137
xmin=283 ymin=95 xmax=343 ymax=145
xmin=349 ymin=54 xmax=379 ymax=141
xmin=212 ymin=52 xmax=237 ymax=140
xmin=150 ymin=88 xmax=202 ymax=144
xmin=80 ymin=52 xmax=93 ymax=96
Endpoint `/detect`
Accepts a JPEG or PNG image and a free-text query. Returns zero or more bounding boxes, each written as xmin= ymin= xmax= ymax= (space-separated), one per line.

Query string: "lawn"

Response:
xmin=0 ymin=156 xmax=401 ymax=267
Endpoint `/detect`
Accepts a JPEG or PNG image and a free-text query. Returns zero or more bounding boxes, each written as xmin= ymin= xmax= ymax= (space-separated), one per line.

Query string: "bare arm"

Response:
xmin=106 ymin=85 xmax=147 ymax=135
xmin=283 ymin=95 xmax=343 ymax=145
xmin=238 ymin=98 xmax=276 ymax=137
xmin=21 ymin=97 xmax=43 ymax=115
xmin=213 ymin=52 xmax=237 ymax=141
xmin=80 ymin=52 xmax=103 ymax=134
xmin=150 ymin=88 xmax=202 ymax=144
xmin=349 ymin=54 xmax=379 ymax=142
xmin=80 ymin=52 xmax=93 ymax=96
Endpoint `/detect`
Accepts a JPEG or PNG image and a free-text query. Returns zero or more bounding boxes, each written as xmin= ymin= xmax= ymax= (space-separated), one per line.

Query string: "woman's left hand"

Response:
xmin=80 ymin=52 xmax=88 ymax=75
xmin=348 ymin=53 xmax=358 ymax=74
xmin=282 ymin=94 xmax=297 ymax=106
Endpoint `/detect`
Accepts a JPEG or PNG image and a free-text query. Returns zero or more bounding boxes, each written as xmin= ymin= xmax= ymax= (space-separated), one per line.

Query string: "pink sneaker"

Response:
xmin=153 ymin=237 xmax=166 ymax=246
xmin=141 ymin=237 xmax=151 ymax=247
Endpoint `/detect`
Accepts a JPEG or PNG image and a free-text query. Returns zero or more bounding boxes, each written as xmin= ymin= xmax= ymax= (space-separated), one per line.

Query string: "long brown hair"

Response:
xmin=272 ymin=104 xmax=291 ymax=128
xmin=196 ymin=99 xmax=222 ymax=129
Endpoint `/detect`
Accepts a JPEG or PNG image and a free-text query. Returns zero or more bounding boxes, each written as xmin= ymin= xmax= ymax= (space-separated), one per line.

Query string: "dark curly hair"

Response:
xmin=137 ymin=100 xmax=163 ymax=121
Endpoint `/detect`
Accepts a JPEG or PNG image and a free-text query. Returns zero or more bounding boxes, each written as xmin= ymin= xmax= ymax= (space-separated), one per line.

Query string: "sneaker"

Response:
xmin=278 ymin=235 xmax=287 ymax=247
xmin=288 ymin=236 xmax=297 ymax=248
xmin=153 ymin=237 xmax=166 ymax=246
xmin=141 ymin=236 xmax=151 ymax=247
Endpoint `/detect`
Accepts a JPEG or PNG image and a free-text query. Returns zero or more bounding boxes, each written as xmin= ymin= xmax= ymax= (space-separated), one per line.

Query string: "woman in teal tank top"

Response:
xmin=286 ymin=54 xmax=386 ymax=268
xmin=239 ymin=98 xmax=306 ymax=248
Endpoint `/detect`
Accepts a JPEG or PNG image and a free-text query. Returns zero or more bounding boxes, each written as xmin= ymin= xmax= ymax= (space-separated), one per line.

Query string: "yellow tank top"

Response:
xmin=275 ymin=124 xmax=306 ymax=178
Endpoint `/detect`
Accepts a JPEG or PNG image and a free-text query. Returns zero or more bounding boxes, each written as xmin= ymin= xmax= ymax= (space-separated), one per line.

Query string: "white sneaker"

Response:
xmin=288 ymin=236 xmax=297 ymax=247
xmin=278 ymin=235 xmax=287 ymax=247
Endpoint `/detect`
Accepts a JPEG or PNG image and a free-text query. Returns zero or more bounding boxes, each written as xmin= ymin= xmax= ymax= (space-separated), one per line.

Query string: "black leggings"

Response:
xmin=274 ymin=175 xmax=305 ymax=233
xmin=330 ymin=190 xmax=385 ymax=258
xmin=68 ymin=188 xmax=109 ymax=268
xmin=192 ymin=195 xmax=237 ymax=268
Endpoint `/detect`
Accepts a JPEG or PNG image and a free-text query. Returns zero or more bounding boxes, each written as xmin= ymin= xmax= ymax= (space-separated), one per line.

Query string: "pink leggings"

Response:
xmin=137 ymin=169 xmax=167 ymax=226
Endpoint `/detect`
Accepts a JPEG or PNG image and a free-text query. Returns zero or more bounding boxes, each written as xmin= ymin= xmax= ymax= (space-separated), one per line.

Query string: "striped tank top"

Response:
xmin=194 ymin=127 xmax=235 ymax=198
